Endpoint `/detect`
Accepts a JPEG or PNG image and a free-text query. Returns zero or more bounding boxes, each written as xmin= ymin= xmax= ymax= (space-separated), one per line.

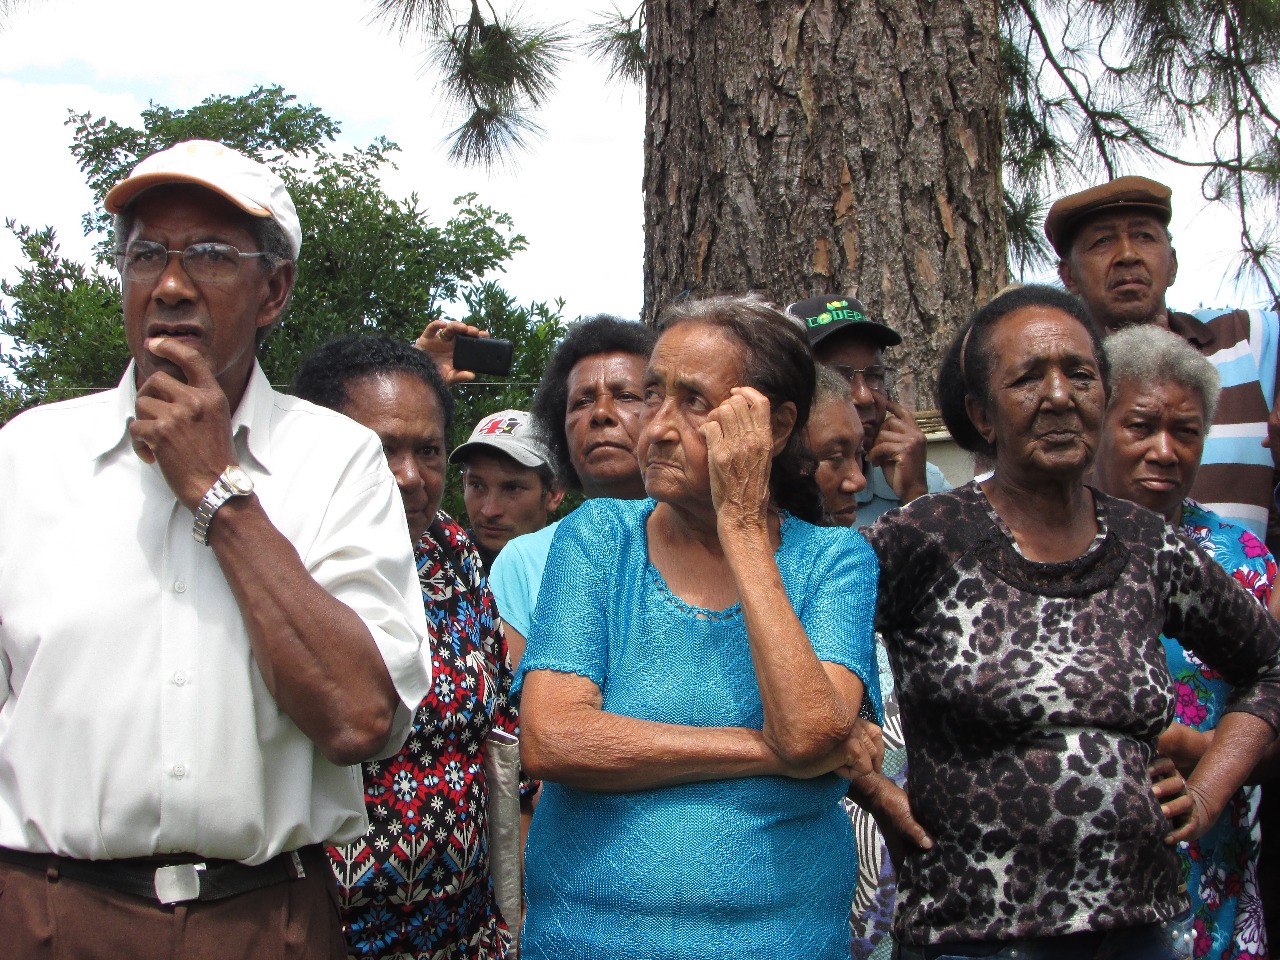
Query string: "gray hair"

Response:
xmin=814 ymin=363 xmax=851 ymax=406
xmin=1104 ymin=325 xmax=1220 ymax=422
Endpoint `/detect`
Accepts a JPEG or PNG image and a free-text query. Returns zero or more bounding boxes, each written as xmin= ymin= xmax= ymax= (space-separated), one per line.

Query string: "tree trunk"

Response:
xmin=643 ymin=0 xmax=1007 ymax=408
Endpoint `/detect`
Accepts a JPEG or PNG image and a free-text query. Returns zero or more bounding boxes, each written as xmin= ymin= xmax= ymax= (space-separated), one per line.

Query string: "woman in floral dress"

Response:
xmin=296 ymin=335 xmax=522 ymax=959
xmin=1094 ymin=323 xmax=1275 ymax=960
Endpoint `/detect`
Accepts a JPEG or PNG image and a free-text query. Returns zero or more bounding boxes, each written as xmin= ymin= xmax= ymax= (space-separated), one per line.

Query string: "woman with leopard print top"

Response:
xmin=867 ymin=286 xmax=1280 ymax=960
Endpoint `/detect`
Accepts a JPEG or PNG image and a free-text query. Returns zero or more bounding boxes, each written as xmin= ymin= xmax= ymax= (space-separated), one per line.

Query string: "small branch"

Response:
xmin=1016 ymin=0 xmax=1118 ymax=179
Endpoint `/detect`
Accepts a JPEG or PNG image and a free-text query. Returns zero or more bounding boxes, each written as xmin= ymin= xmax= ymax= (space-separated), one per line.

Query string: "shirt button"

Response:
xmin=172 ymin=763 xmax=187 ymax=779
xmin=173 ymin=671 xmax=187 ymax=686
xmin=174 ymin=580 xmax=186 ymax=593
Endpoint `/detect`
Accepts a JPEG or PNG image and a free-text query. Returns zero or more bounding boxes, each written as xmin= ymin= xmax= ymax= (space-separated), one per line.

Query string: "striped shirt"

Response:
xmin=1171 ymin=308 xmax=1280 ymax=544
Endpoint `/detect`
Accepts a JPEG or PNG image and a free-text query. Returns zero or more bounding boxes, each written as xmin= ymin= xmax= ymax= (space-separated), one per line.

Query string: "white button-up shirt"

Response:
xmin=0 ymin=364 xmax=431 ymax=864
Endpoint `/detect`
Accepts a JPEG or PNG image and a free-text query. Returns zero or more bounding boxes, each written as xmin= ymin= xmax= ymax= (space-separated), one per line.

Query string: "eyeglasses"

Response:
xmin=830 ymin=364 xmax=895 ymax=395
xmin=114 ymin=241 xmax=270 ymax=284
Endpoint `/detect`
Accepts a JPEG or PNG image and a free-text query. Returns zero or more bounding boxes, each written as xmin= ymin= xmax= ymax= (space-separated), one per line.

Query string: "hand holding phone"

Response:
xmin=414 ymin=319 xmax=513 ymax=384
xmin=452 ymin=334 xmax=514 ymax=376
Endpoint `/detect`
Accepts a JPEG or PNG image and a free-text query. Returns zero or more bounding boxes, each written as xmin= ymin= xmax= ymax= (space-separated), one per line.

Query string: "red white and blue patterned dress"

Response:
xmin=328 ymin=513 xmax=520 ymax=959
xmin=1165 ymin=499 xmax=1277 ymax=960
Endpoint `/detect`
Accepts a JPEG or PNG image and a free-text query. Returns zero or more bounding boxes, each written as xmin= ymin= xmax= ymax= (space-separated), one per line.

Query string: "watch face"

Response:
xmin=223 ymin=465 xmax=254 ymax=495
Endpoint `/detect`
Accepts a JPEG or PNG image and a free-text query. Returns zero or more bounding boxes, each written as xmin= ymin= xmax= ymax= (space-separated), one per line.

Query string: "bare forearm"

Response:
xmin=211 ymin=496 xmax=399 ymax=764
xmin=1186 ymin=711 xmax=1277 ymax=828
xmin=519 ymin=669 xmax=811 ymax=791
xmin=524 ymin=706 xmax=777 ymax=791
xmin=1247 ymin=738 xmax=1280 ymax=784
xmin=720 ymin=525 xmax=857 ymax=764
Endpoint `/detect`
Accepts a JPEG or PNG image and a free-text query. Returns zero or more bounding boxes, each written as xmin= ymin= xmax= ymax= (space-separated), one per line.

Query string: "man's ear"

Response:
xmin=1058 ymin=257 xmax=1079 ymax=295
xmin=256 ymin=260 xmax=296 ymax=331
xmin=545 ymin=485 xmax=566 ymax=514
xmin=770 ymin=401 xmax=798 ymax=457
xmin=964 ymin=394 xmax=997 ymax=447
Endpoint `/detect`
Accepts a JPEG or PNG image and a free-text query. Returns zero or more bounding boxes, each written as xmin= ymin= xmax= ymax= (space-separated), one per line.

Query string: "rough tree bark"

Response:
xmin=643 ymin=0 xmax=1007 ymax=408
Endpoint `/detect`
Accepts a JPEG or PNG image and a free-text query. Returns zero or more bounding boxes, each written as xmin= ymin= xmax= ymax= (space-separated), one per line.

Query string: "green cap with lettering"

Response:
xmin=787 ymin=295 xmax=903 ymax=349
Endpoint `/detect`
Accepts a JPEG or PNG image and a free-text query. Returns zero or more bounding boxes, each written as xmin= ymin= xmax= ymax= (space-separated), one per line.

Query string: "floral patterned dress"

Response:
xmin=1166 ymin=499 xmax=1277 ymax=960
xmin=328 ymin=514 xmax=521 ymax=959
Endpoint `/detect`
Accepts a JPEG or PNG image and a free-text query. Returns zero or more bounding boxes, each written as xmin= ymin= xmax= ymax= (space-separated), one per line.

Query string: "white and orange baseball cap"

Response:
xmin=105 ymin=139 xmax=301 ymax=259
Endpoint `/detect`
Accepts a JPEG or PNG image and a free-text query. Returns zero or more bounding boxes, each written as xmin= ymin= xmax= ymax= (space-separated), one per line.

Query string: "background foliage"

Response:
xmin=0 ymin=85 xmax=565 ymax=518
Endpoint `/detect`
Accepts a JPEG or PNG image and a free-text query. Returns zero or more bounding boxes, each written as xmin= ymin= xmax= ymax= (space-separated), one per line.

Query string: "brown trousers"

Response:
xmin=0 ymin=847 xmax=347 ymax=960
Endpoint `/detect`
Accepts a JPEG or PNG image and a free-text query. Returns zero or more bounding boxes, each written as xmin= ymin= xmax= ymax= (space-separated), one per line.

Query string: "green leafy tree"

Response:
xmin=1 ymin=86 xmax=562 ymax=433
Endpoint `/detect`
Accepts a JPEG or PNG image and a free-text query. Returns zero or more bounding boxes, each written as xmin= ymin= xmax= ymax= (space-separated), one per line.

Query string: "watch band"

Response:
xmin=192 ymin=466 xmax=253 ymax=546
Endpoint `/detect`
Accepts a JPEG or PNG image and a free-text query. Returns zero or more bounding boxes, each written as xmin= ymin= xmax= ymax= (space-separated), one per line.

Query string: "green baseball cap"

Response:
xmin=787 ymin=295 xmax=903 ymax=349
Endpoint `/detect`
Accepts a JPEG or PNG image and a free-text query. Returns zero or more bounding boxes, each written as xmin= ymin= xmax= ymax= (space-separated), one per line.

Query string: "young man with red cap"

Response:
xmin=452 ymin=408 xmax=565 ymax=571
xmin=0 ymin=140 xmax=430 ymax=958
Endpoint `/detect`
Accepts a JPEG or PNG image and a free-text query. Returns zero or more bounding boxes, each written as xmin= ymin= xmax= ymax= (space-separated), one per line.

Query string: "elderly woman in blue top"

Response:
xmin=514 ymin=294 xmax=882 ymax=960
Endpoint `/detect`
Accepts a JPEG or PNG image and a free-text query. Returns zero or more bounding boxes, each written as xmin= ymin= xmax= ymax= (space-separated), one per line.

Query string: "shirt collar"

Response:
xmin=856 ymin=464 xmax=898 ymax=506
xmin=89 ymin=361 xmax=274 ymax=473
xmin=1164 ymin=310 xmax=1214 ymax=351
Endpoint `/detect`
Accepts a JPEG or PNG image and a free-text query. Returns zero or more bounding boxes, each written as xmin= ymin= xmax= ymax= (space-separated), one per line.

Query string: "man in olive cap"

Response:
xmin=1048 ymin=175 xmax=1280 ymax=545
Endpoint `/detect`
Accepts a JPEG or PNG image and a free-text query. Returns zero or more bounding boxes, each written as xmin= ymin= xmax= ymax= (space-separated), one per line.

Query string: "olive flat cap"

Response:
xmin=1044 ymin=176 xmax=1172 ymax=258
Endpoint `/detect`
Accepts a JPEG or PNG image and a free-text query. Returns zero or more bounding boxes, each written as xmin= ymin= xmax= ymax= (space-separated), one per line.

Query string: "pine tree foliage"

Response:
xmin=583 ymin=3 xmax=645 ymax=86
xmin=371 ymin=0 xmax=570 ymax=169
xmin=1002 ymin=0 xmax=1280 ymax=303
xmin=380 ymin=0 xmax=1280 ymax=307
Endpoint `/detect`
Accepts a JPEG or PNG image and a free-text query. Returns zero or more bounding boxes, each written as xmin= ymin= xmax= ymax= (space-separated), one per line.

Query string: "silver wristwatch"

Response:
xmin=192 ymin=465 xmax=254 ymax=546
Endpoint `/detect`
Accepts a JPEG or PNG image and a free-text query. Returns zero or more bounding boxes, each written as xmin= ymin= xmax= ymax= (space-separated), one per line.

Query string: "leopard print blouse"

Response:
xmin=867 ymin=481 xmax=1280 ymax=946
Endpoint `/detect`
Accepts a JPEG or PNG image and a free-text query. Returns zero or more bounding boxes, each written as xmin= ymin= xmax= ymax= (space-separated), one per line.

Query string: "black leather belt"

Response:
xmin=0 ymin=844 xmax=316 ymax=905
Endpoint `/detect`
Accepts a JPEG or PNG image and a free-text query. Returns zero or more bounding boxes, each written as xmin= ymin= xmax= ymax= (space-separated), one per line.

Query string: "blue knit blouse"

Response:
xmin=515 ymin=497 xmax=880 ymax=960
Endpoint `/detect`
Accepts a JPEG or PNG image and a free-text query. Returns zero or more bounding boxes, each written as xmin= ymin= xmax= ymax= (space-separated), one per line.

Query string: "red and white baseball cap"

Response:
xmin=450 ymin=410 xmax=555 ymax=470
xmin=105 ymin=139 xmax=301 ymax=259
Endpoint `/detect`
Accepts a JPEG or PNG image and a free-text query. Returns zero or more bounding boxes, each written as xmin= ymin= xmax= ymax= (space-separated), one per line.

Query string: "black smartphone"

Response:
xmin=453 ymin=335 xmax=514 ymax=376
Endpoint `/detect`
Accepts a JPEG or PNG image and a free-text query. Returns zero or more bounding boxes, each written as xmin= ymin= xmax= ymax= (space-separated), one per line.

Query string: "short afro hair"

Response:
xmin=292 ymin=334 xmax=454 ymax=439
xmin=530 ymin=315 xmax=657 ymax=491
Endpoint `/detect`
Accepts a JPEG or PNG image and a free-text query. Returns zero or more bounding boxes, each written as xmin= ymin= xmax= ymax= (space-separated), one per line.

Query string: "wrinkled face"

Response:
xmin=805 ymin=397 xmax=867 ymax=527
xmin=813 ymin=334 xmax=887 ymax=448
xmin=1059 ymin=212 xmax=1178 ymax=334
xmin=339 ymin=372 xmax=446 ymax=543
xmin=564 ymin=351 xmax=648 ymax=498
xmin=1093 ymin=378 xmax=1206 ymax=521
xmin=969 ymin=306 xmax=1106 ymax=483
xmin=461 ymin=451 xmax=563 ymax=554
xmin=121 ymin=184 xmax=292 ymax=410
xmin=637 ymin=323 xmax=745 ymax=510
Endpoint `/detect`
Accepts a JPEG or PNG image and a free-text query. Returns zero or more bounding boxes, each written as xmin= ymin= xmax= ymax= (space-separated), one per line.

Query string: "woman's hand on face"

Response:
xmin=701 ymin=386 xmax=775 ymax=528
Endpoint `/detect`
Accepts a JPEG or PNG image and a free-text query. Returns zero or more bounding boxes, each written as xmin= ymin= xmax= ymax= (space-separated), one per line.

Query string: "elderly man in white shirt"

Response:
xmin=0 ymin=140 xmax=430 ymax=958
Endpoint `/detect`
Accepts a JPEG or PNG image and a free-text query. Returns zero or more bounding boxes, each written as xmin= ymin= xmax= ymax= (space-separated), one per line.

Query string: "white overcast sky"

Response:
xmin=0 ymin=0 xmax=1269 ymax=340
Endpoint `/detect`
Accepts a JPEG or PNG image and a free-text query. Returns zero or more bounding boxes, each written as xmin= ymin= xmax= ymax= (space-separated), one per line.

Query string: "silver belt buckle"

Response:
xmin=154 ymin=862 xmax=205 ymax=904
